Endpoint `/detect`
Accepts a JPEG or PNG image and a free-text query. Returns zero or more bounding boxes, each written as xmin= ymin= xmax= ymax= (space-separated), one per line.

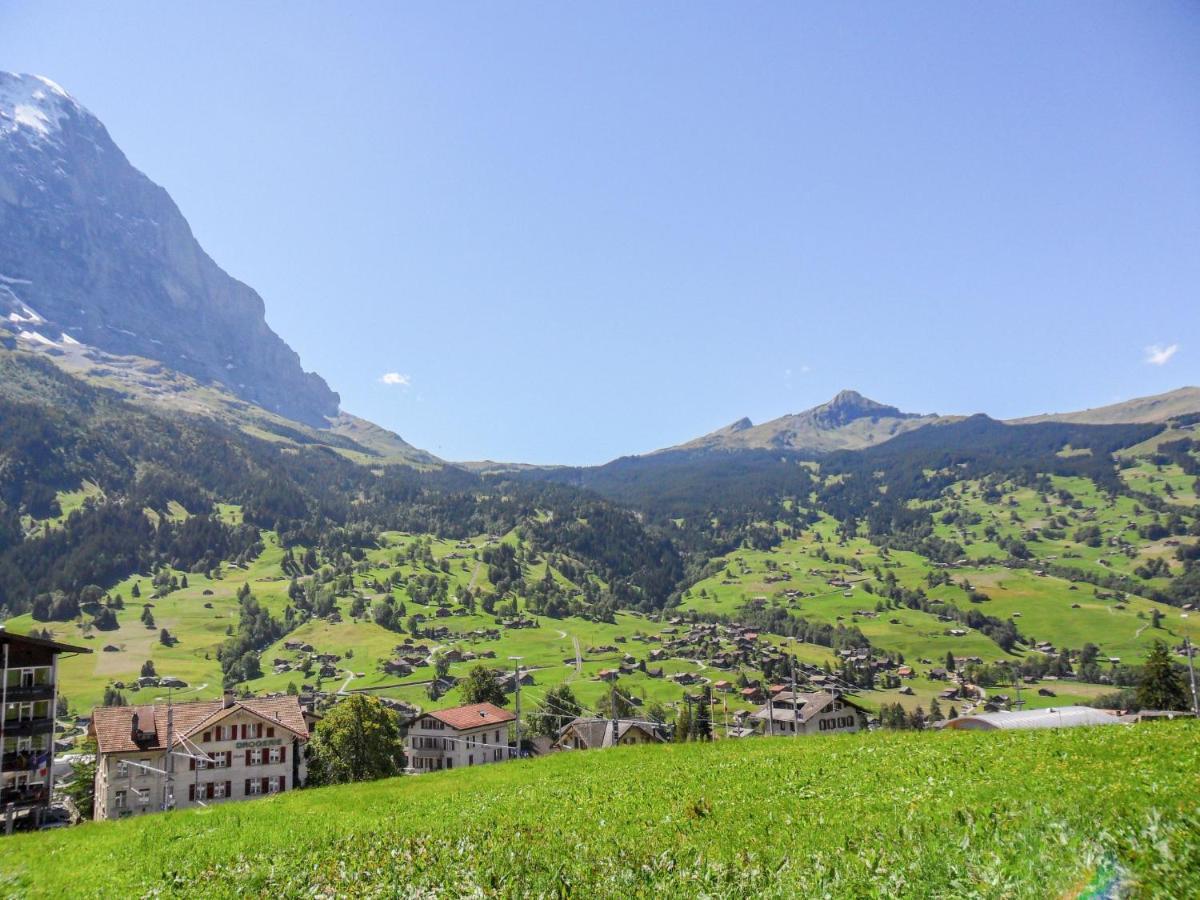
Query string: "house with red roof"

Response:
xmin=405 ymin=703 xmax=515 ymax=773
xmin=90 ymin=691 xmax=310 ymax=820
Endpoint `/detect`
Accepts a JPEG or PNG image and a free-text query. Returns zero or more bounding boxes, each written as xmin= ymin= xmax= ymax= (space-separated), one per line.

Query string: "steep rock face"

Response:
xmin=0 ymin=73 xmax=339 ymax=427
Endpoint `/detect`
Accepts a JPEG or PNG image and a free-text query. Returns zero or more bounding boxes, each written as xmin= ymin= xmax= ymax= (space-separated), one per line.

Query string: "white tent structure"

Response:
xmin=940 ymin=706 xmax=1126 ymax=731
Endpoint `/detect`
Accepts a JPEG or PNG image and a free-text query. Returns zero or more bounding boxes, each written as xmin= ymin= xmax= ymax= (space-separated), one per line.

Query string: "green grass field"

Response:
xmin=1 ymin=723 xmax=1196 ymax=898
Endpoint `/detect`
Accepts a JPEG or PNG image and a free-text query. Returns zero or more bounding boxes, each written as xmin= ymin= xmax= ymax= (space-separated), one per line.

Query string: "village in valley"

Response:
xmin=6 ymin=439 xmax=1199 ymax=827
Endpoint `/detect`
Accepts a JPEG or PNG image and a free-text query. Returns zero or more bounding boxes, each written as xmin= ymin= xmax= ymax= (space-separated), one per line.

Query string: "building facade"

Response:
xmin=553 ymin=717 xmax=666 ymax=751
xmin=1 ymin=630 xmax=91 ymax=828
xmin=406 ymin=702 xmax=514 ymax=773
xmin=751 ymin=690 xmax=868 ymax=736
xmin=91 ymin=693 xmax=309 ymax=820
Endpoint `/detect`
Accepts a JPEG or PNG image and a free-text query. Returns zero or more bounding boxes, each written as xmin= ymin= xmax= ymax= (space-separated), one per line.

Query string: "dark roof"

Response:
xmin=0 ymin=628 xmax=92 ymax=655
xmin=555 ymin=717 xmax=666 ymax=749
xmin=90 ymin=696 xmax=309 ymax=754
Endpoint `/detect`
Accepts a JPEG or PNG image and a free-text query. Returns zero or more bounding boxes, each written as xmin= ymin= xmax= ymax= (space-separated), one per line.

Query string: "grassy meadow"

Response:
xmin=1 ymin=723 xmax=1196 ymax=898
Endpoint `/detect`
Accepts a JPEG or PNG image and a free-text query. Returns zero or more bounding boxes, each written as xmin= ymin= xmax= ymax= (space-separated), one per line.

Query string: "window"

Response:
xmin=116 ymin=760 xmax=129 ymax=777
xmin=202 ymin=731 xmax=211 ymax=743
xmin=250 ymin=748 xmax=263 ymax=765
xmin=115 ymin=790 xmax=126 ymax=810
xmin=268 ymin=747 xmax=281 ymax=765
xmin=214 ymin=751 xmax=228 ymax=768
xmin=266 ymin=727 xmax=275 ymax=738
xmin=268 ymin=776 xmax=281 ymax=793
xmin=248 ymin=779 xmax=262 ymax=796
xmin=212 ymin=782 xmax=226 ymax=799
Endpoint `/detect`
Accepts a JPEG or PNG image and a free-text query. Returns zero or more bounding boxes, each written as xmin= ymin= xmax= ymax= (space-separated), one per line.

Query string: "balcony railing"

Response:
xmin=1 ymin=684 xmax=54 ymax=703
xmin=0 ymin=718 xmax=55 ymax=738
xmin=0 ymin=784 xmax=48 ymax=807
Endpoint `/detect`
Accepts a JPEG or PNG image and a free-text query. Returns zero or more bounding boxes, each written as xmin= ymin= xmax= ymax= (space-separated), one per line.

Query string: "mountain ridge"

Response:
xmin=0 ymin=71 xmax=340 ymax=428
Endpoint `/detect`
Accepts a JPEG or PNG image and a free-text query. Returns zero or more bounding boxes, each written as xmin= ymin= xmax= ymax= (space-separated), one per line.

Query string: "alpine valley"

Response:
xmin=2 ymin=70 xmax=1200 ymax=744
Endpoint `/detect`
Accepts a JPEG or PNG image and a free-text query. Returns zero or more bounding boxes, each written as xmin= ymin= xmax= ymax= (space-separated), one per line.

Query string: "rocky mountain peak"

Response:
xmin=0 ymin=72 xmax=340 ymax=427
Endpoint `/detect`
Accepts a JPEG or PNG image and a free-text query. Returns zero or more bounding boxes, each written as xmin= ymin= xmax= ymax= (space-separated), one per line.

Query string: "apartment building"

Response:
xmin=405 ymin=702 xmax=514 ymax=773
xmin=1 ymin=629 xmax=91 ymax=829
xmin=91 ymin=693 xmax=309 ymax=820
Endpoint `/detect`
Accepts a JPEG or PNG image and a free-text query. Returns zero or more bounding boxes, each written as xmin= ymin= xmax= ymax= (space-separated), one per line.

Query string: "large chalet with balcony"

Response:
xmin=1 ymin=629 xmax=91 ymax=828
xmin=90 ymin=692 xmax=310 ymax=819
xmin=750 ymin=690 xmax=868 ymax=736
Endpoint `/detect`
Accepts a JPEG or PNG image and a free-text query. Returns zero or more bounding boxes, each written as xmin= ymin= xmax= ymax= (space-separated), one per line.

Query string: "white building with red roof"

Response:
xmin=90 ymin=691 xmax=311 ymax=819
xmin=405 ymin=702 xmax=515 ymax=773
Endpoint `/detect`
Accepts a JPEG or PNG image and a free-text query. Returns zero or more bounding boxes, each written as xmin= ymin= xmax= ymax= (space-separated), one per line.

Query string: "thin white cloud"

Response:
xmin=379 ymin=372 xmax=411 ymax=387
xmin=1144 ymin=344 xmax=1179 ymax=366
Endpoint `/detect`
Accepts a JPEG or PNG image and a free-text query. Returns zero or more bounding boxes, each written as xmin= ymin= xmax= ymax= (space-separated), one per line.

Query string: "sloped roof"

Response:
xmin=0 ymin=629 xmax=92 ymax=654
xmin=426 ymin=702 xmax=514 ymax=731
xmin=941 ymin=706 xmax=1124 ymax=731
xmin=555 ymin=717 xmax=666 ymax=749
xmin=750 ymin=691 xmax=864 ymax=724
xmin=90 ymin=696 xmax=309 ymax=754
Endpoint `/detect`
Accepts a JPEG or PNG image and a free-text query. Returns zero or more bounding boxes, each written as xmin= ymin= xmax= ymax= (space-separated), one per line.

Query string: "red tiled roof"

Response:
xmin=90 ymin=696 xmax=309 ymax=754
xmin=426 ymin=702 xmax=514 ymax=731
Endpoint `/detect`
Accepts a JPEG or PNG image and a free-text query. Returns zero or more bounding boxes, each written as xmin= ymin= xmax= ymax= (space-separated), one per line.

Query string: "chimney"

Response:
xmin=130 ymin=711 xmax=139 ymax=739
xmin=223 ymin=689 xmax=235 ymax=709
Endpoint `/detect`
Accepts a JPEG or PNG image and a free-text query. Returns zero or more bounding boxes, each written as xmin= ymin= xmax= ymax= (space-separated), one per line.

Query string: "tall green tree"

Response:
xmin=1136 ymin=641 xmax=1189 ymax=711
xmin=460 ymin=664 xmax=509 ymax=707
xmin=674 ymin=703 xmax=692 ymax=742
xmin=527 ymin=684 xmax=582 ymax=737
xmin=307 ymin=694 xmax=406 ymax=785
xmin=62 ymin=738 xmax=97 ymax=820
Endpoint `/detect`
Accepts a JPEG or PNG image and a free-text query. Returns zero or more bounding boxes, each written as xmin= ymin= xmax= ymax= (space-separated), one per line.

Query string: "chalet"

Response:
xmin=750 ymin=691 xmax=868 ymax=736
xmin=553 ymin=717 xmax=667 ymax=751
xmin=382 ymin=659 xmax=413 ymax=677
xmin=405 ymin=703 xmax=514 ymax=773
xmin=712 ymin=680 xmax=733 ymax=693
xmin=740 ymin=686 xmax=764 ymax=703
xmin=91 ymin=693 xmax=309 ymax=820
xmin=596 ymin=669 xmax=620 ymax=683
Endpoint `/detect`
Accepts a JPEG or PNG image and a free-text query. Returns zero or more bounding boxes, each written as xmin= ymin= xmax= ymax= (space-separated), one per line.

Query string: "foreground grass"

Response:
xmin=3 ymin=724 xmax=1198 ymax=898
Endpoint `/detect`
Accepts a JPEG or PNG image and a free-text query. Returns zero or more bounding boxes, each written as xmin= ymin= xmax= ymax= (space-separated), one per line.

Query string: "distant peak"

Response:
xmin=811 ymin=389 xmax=914 ymax=427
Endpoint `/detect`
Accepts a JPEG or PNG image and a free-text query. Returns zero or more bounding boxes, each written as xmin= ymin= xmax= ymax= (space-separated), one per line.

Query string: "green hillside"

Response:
xmin=1 ymin=723 xmax=1196 ymax=898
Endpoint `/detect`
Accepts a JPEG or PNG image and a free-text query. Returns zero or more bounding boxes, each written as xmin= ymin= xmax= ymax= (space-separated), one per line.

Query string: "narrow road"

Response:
xmin=467 ymin=561 xmax=483 ymax=591
xmin=337 ymin=671 xmax=355 ymax=694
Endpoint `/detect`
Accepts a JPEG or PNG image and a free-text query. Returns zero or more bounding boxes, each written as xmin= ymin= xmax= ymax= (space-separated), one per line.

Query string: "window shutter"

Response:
xmin=280 ymin=746 xmax=286 ymax=763
xmin=261 ymin=776 xmax=268 ymax=794
xmin=188 ymin=784 xmax=195 ymax=802
xmin=207 ymin=783 xmax=214 ymax=800
xmin=245 ymin=749 xmax=251 ymax=766
xmin=240 ymin=723 xmax=247 ymax=739
xmin=244 ymin=779 xmax=250 ymax=795
xmin=226 ymin=751 xmax=232 ymax=767
xmin=267 ymin=727 xmax=275 ymax=738
xmin=189 ymin=758 xmax=195 ymax=771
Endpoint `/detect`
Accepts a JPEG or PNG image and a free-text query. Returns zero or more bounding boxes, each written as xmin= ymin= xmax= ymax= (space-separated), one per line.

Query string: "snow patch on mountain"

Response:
xmin=0 ymin=73 xmax=80 ymax=142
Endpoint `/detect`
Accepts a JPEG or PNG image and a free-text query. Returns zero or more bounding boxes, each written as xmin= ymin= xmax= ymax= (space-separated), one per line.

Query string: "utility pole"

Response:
xmin=164 ymin=688 xmax=174 ymax=811
xmin=1185 ymin=637 xmax=1199 ymax=717
xmin=789 ymin=660 xmax=798 ymax=738
xmin=609 ymin=681 xmax=618 ymax=747
xmin=508 ymin=656 xmax=522 ymax=760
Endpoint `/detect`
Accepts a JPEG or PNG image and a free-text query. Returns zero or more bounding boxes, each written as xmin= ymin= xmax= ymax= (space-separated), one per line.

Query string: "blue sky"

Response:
xmin=3 ymin=3 xmax=1198 ymax=464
